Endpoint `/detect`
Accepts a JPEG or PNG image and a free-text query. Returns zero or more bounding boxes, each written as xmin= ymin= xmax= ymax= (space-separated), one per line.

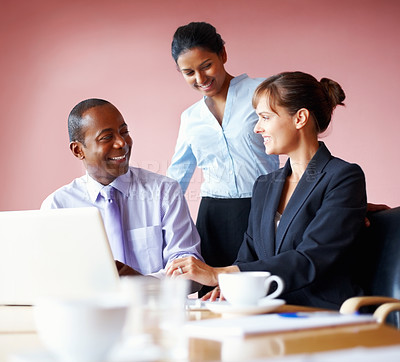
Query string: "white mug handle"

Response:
xmin=263 ymin=275 xmax=284 ymax=300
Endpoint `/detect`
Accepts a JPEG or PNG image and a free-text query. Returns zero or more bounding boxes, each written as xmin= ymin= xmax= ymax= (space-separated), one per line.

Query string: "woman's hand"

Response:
xmin=166 ymin=256 xmax=219 ymax=286
xmin=365 ymin=203 xmax=391 ymax=227
xmin=367 ymin=203 xmax=390 ymax=213
xmin=200 ymin=286 xmax=224 ymax=301
xmin=165 ymin=257 xmax=240 ymax=287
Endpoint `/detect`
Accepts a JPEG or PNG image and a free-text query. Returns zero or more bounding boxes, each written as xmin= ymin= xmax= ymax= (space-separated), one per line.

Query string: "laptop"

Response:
xmin=0 ymin=207 xmax=120 ymax=305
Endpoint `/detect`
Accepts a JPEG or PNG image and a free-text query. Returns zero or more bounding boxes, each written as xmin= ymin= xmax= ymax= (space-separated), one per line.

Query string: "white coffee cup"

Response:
xmin=218 ymin=271 xmax=284 ymax=306
xmin=34 ymin=295 xmax=129 ymax=362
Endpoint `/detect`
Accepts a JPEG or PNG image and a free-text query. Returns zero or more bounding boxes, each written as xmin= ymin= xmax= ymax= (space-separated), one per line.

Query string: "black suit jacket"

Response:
xmin=235 ymin=143 xmax=367 ymax=309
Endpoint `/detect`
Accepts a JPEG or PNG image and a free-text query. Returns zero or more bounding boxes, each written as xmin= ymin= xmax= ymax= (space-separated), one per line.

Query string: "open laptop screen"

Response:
xmin=0 ymin=207 xmax=120 ymax=305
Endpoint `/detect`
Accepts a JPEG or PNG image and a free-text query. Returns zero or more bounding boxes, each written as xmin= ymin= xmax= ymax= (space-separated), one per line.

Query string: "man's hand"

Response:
xmin=115 ymin=260 xmax=142 ymax=276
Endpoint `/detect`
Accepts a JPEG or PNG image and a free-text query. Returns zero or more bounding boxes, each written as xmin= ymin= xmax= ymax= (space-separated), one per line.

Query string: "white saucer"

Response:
xmin=204 ymin=299 xmax=285 ymax=316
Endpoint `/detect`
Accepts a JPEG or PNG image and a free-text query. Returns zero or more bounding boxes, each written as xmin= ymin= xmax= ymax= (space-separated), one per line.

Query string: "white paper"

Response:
xmin=261 ymin=345 xmax=400 ymax=362
xmin=184 ymin=312 xmax=376 ymax=340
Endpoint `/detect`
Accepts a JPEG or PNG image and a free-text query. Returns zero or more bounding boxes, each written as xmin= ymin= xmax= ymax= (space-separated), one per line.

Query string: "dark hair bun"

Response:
xmin=172 ymin=22 xmax=225 ymax=62
xmin=320 ymin=78 xmax=346 ymax=109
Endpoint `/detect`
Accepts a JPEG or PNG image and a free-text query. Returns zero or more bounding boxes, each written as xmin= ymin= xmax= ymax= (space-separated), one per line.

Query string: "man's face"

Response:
xmin=73 ymin=104 xmax=132 ymax=185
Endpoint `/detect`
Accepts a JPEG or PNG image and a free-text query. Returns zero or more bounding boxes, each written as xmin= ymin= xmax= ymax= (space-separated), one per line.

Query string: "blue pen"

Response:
xmin=278 ymin=311 xmax=341 ymax=318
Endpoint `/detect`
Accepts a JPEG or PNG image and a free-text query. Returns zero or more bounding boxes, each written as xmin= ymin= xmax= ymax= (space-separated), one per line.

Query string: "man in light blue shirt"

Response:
xmin=41 ymin=98 xmax=203 ymax=279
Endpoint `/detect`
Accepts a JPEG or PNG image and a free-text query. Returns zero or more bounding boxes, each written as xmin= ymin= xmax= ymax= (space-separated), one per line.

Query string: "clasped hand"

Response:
xmin=165 ymin=256 xmax=219 ymax=286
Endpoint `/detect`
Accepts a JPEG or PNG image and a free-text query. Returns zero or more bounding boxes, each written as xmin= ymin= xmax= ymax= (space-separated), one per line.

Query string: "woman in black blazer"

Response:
xmin=167 ymin=71 xmax=367 ymax=309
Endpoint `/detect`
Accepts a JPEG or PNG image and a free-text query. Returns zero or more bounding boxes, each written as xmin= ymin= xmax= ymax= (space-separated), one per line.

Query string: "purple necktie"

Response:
xmin=99 ymin=186 xmax=126 ymax=263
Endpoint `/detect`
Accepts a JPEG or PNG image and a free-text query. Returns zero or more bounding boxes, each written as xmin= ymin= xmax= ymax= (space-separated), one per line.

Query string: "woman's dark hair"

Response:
xmin=68 ymin=98 xmax=111 ymax=144
xmin=171 ymin=22 xmax=225 ymax=63
xmin=252 ymin=71 xmax=345 ymax=133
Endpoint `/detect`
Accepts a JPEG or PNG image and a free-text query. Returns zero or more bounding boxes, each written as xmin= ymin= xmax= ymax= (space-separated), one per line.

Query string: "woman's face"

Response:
xmin=254 ymin=96 xmax=298 ymax=155
xmin=176 ymin=47 xmax=228 ymax=98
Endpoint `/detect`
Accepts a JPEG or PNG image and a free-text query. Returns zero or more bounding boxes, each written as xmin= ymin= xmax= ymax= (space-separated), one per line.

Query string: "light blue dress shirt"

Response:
xmin=41 ymin=167 xmax=203 ymax=278
xmin=167 ymin=74 xmax=279 ymax=198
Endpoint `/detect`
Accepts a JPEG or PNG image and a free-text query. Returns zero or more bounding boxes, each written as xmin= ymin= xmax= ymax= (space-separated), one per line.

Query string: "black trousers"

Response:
xmin=196 ymin=197 xmax=252 ymax=296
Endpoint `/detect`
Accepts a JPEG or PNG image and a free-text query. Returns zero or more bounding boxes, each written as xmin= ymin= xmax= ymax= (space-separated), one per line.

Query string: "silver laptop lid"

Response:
xmin=0 ymin=207 xmax=120 ymax=305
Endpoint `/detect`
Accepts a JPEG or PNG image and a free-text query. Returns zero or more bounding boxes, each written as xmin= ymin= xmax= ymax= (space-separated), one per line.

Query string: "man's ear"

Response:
xmin=294 ymin=108 xmax=310 ymax=130
xmin=69 ymin=141 xmax=85 ymax=160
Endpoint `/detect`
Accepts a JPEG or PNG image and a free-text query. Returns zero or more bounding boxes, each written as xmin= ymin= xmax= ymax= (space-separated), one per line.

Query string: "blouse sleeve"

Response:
xmin=167 ymin=120 xmax=197 ymax=194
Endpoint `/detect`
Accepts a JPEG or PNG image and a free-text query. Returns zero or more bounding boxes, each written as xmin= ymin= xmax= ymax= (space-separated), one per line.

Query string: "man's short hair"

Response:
xmin=68 ymin=98 xmax=111 ymax=144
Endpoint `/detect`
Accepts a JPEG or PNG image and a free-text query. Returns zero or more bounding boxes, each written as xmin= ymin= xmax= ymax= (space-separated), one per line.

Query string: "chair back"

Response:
xmin=360 ymin=207 xmax=400 ymax=327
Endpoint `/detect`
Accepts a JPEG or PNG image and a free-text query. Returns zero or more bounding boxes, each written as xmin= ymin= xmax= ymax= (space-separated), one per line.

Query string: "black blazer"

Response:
xmin=235 ymin=143 xmax=367 ymax=309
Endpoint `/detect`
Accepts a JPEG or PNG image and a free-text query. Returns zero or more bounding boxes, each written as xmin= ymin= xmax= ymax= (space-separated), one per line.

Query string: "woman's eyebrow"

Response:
xmin=180 ymin=59 xmax=212 ymax=71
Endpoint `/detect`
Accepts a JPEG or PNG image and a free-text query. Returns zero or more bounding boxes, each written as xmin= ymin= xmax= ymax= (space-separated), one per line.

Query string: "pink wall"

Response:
xmin=1 ymin=0 xmax=399 ymax=218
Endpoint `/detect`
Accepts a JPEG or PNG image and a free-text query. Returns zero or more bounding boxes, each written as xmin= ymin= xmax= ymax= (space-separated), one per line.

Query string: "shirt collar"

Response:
xmin=85 ymin=169 xmax=131 ymax=203
xmin=110 ymin=170 xmax=131 ymax=197
xmin=230 ymin=73 xmax=247 ymax=85
xmin=202 ymin=73 xmax=248 ymax=103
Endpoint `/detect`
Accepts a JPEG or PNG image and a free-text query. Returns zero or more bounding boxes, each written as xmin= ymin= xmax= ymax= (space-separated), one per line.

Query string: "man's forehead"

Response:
xmin=82 ymin=104 xmax=123 ymax=124
xmin=82 ymin=103 xmax=114 ymax=118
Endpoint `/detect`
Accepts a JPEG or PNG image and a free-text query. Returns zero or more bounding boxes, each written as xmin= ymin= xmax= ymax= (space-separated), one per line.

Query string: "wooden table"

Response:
xmin=187 ymin=304 xmax=400 ymax=361
xmin=2 ymin=305 xmax=400 ymax=361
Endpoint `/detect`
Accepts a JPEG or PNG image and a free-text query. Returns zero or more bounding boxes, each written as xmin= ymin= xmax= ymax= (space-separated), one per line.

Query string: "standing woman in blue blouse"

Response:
xmin=167 ymin=22 xmax=279 ymax=282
